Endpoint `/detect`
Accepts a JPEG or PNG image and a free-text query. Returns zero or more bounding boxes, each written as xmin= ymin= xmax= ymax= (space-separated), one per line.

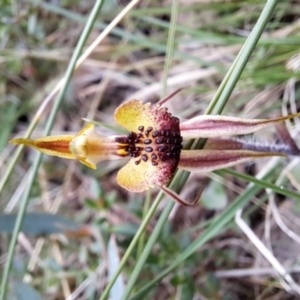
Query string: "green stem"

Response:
xmin=120 ymin=171 xmax=190 ymax=300
xmin=211 ymin=0 xmax=278 ymax=115
xmin=0 ymin=1 xmax=105 ymax=299
xmin=215 ymin=169 xmax=300 ymax=201
xmin=136 ymin=191 xmax=151 ymax=260
xmin=100 ymin=2 xmax=181 ymax=298
xmin=0 ymin=120 xmax=38 ymax=197
xmin=161 ymin=0 xmax=180 ymax=97
xmin=99 ymin=195 xmax=163 ymax=300
xmin=127 ymin=0 xmax=279 ymax=298
xmin=130 ymin=167 xmax=276 ymax=299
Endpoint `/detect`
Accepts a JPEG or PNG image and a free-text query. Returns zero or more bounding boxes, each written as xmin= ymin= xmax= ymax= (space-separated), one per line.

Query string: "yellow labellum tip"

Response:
xmin=9 ymin=138 xmax=34 ymax=146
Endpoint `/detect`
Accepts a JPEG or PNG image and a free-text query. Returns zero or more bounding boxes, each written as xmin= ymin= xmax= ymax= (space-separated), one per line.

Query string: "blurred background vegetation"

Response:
xmin=1 ymin=0 xmax=300 ymax=299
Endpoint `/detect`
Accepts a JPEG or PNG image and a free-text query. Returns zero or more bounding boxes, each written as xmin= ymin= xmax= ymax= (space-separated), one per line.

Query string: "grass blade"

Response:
xmin=130 ymin=165 xmax=277 ymax=299
xmin=126 ymin=0 xmax=279 ymax=298
xmin=0 ymin=1 xmax=106 ymax=298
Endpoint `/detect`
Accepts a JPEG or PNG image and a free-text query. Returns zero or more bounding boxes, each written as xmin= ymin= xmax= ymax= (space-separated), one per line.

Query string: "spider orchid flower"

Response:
xmin=10 ymin=97 xmax=300 ymax=205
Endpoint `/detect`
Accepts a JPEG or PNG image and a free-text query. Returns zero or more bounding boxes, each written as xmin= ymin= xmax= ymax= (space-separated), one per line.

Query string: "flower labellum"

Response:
xmin=10 ymin=96 xmax=300 ymax=204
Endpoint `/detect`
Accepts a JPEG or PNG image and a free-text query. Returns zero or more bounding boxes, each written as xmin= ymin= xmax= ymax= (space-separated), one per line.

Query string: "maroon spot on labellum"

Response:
xmin=138 ymin=126 xmax=144 ymax=132
xmin=159 ymin=155 xmax=167 ymax=161
xmin=152 ymin=131 xmax=159 ymax=137
xmin=128 ymin=132 xmax=135 ymax=138
xmin=166 ymin=152 xmax=172 ymax=158
xmin=151 ymin=153 xmax=157 ymax=159
xmin=172 ymin=117 xmax=180 ymax=124
xmin=147 ymin=126 xmax=153 ymax=132
xmin=141 ymin=154 xmax=148 ymax=162
xmin=115 ymin=137 xmax=129 ymax=144
xmin=135 ymin=159 xmax=141 ymax=165
xmin=171 ymin=145 xmax=180 ymax=151
xmin=145 ymin=147 xmax=153 ymax=153
xmin=152 ymin=161 xmax=158 ymax=166
xmin=166 ymin=138 xmax=173 ymax=144
xmin=158 ymin=146 xmax=167 ymax=152
xmin=144 ymin=139 xmax=152 ymax=144
xmin=131 ymin=152 xmax=139 ymax=158
xmin=155 ymin=138 xmax=164 ymax=144
xmin=137 ymin=133 xmax=143 ymax=138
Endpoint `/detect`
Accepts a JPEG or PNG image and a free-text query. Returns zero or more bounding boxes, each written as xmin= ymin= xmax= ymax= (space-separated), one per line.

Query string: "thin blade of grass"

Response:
xmin=0 ymin=0 xmax=139 ymax=198
xmin=215 ymin=168 xmax=300 ymax=201
xmin=124 ymin=0 xmax=280 ymax=298
xmin=161 ymin=0 xmax=180 ymax=98
xmin=26 ymin=0 xmax=216 ymax=68
xmin=99 ymin=1 xmax=180 ymax=298
xmin=0 ymin=1 xmax=106 ymax=299
xmin=211 ymin=0 xmax=278 ymax=115
xmin=130 ymin=164 xmax=277 ymax=299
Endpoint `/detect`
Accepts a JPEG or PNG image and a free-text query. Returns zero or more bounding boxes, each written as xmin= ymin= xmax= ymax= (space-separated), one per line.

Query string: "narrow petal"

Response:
xmin=178 ymin=149 xmax=285 ymax=173
xmin=205 ymin=138 xmax=244 ymax=150
xmin=158 ymin=87 xmax=186 ymax=106
xmin=116 ymin=158 xmax=178 ymax=193
xmin=158 ymin=185 xmax=203 ymax=206
xmin=206 ymin=137 xmax=300 ymax=157
xmin=275 ymin=123 xmax=300 ymax=156
xmin=70 ymin=124 xmax=126 ymax=169
xmin=10 ymin=135 xmax=75 ymax=159
xmin=180 ymin=113 xmax=300 ymax=139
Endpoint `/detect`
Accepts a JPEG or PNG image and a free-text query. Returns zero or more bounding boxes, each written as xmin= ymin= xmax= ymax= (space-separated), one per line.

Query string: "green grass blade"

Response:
xmin=136 ymin=191 xmax=151 ymax=260
xmin=25 ymin=0 xmax=217 ymax=68
xmin=161 ymin=0 xmax=180 ymax=98
xmin=215 ymin=169 xmax=300 ymax=201
xmin=125 ymin=0 xmax=279 ymax=298
xmin=100 ymin=1 xmax=181 ymax=298
xmin=211 ymin=0 xmax=278 ymax=115
xmin=98 ymin=196 xmax=163 ymax=300
xmin=130 ymin=166 xmax=276 ymax=299
xmin=0 ymin=1 xmax=106 ymax=299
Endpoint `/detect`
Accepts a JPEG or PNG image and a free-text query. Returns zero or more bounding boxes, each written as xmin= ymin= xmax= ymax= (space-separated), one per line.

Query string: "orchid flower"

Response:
xmin=10 ymin=95 xmax=300 ymax=205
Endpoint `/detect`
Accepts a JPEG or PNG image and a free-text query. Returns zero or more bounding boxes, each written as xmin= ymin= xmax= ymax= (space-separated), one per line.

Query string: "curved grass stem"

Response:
xmin=125 ymin=0 xmax=279 ymax=299
xmin=0 ymin=1 xmax=106 ymax=298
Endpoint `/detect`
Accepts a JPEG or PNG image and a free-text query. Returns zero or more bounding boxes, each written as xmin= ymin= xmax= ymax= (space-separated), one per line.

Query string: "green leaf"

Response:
xmin=108 ymin=235 xmax=125 ymax=300
xmin=10 ymin=280 xmax=44 ymax=300
xmin=0 ymin=101 xmax=18 ymax=153
xmin=0 ymin=213 xmax=79 ymax=236
xmin=201 ymin=180 xmax=227 ymax=210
